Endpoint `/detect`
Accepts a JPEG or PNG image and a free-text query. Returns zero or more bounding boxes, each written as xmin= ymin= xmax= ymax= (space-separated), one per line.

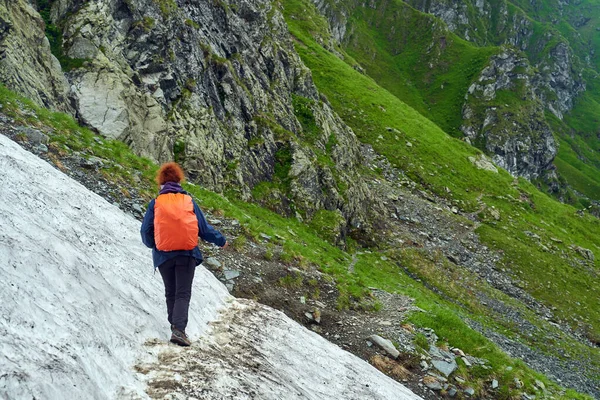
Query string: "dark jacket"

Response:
xmin=141 ymin=182 xmax=226 ymax=268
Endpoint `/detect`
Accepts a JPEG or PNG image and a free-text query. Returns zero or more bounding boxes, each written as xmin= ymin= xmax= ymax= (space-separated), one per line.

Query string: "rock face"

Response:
xmin=0 ymin=0 xmax=384 ymax=241
xmin=461 ymin=48 xmax=556 ymax=179
xmin=0 ymin=0 xmax=72 ymax=113
xmin=404 ymin=0 xmax=585 ymax=120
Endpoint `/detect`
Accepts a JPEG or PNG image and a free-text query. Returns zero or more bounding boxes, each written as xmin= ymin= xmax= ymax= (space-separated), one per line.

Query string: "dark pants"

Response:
xmin=158 ymin=256 xmax=196 ymax=332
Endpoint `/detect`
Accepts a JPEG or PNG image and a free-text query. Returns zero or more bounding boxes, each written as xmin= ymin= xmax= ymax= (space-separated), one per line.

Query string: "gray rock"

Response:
xmin=67 ymin=36 xmax=98 ymax=59
xmin=79 ymin=156 xmax=105 ymax=170
xmin=464 ymin=387 xmax=475 ymax=396
xmin=205 ymin=257 xmax=221 ymax=268
xmin=260 ymin=233 xmax=272 ymax=241
xmin=461 ymin=356 xmax=472 ymax=368
xmin=571 ymin=245 xmax=595 ymax=261
xmin=447 ymin=387 xmax=457 ymax=397
xmin=368 ymin=334 xmax=399 ymax=359
xmin=431 ymin=359 xmax=457 ymax=377
xmin=514 ymin=378 xmax=523 ymax=388
xmin=223 ymin=269 xmax=240 ymax=280
xmin=468 ymin=154 xmax=497 ymax=173
xmin=424 ymin=379 xmax=443 ymax=391
xmin=534 ymin=380 xmax=545 ymax=391
xmin=492 ymin=379 xmax=498 ymax=389
xmin=15 ymin=127 xmax=49 ymax=145
xmin=208 ymin=219 xmax=222 ymax=225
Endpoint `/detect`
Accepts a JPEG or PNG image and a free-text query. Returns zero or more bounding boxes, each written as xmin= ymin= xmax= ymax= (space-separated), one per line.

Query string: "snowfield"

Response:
xmin=0 ymin=134 xmax=421 ymax=400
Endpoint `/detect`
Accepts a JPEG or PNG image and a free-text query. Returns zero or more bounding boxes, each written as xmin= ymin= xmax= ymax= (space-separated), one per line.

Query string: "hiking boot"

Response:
xmin=170 ymin=327 xmax=191 ymax=347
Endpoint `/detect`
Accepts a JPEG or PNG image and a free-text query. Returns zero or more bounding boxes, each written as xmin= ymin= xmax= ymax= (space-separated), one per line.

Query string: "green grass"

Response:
xmin=337 ymin=0 xmax=497 ymax=137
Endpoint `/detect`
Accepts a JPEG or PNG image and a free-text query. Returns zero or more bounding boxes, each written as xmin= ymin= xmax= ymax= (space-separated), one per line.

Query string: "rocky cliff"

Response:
xmin=0 ymin=0 xmax=72 ymax=113
xmin=461 ymin=48 xmax=557 ymax=179
xmin=405 ymin=0 xmax=586 ymax=119
xmin=0 ymin=0 xmax=386 ymax=243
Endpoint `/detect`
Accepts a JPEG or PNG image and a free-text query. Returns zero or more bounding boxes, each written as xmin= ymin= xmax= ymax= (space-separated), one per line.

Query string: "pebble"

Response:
xmin=208 ymin=219 xmax=222 ymax=225
xmin=447 ymin=387 xmax=457 ymax=397
xmin=461 ymin=356 xmax=472 ymax=367
xmin=300 ymin=296 xmax=306 ymax=304
xmin=514 ymin=378 xmax=523 ymax=388
xmin=451 ymin=348 xmax=465 ymax=357
xmin=260 ymin=233 xmax=272 ymax=240
xmin=464 ymin=387 xmax=475 ymax=396
xmin=492 ymin=379 xmax=498 ymax=389
xmin=534 ymin=380 xmax=545 ymax=391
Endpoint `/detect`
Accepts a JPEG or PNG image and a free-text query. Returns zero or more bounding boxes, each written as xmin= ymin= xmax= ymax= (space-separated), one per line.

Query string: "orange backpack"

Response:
xmin=154 ymin=193 xmax=199 ymax=251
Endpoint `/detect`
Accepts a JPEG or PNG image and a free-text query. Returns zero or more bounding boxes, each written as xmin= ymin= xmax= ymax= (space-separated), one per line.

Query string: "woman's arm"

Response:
xmin=192 ymin=200 xmax=227 ymax=247
xmin=140 ymin=199 xmax=156 ymax=248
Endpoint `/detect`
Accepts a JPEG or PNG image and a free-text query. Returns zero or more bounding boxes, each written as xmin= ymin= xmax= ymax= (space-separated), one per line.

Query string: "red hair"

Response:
xmin=156 ymin=162 xmax=185 ymax=185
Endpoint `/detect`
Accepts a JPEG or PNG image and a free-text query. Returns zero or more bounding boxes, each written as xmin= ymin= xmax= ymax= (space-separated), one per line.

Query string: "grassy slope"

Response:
xmin=0 ymin=80 xmax=593 ymax=398
xmin=337 ymin=0 xmax=497 ymax=137
xmin=282 ymin=0 xmax=600 ymax=392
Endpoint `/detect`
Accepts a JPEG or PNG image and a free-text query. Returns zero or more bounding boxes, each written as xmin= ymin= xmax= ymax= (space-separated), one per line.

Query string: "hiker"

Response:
xmin=141 ymin=162 xmax=228 ymax=346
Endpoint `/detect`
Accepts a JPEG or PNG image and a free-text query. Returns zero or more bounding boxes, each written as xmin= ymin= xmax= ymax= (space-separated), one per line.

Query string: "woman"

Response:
xmin=141 ymin=162 xmax=227 ymax=346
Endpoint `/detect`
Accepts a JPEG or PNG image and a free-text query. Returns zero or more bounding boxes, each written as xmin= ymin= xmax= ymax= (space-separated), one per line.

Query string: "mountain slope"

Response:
xmin=0 ymin=134 xmax=420 ymax=400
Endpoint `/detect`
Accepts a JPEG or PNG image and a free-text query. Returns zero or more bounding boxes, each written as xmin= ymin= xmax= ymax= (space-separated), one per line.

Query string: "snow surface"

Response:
xmin=0 ymin=134 xmax=421 ymax=400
